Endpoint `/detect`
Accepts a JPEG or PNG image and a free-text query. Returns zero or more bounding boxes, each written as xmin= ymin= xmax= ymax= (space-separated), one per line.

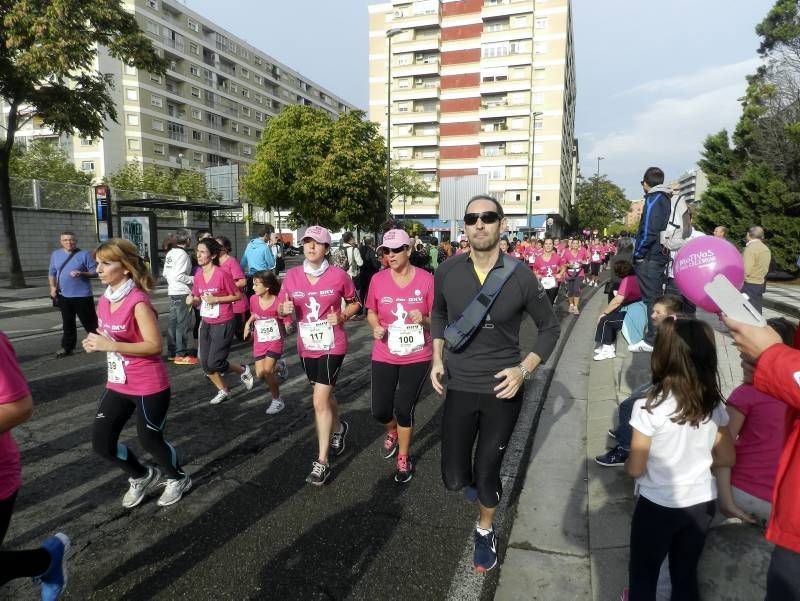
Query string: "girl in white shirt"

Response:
xmin=624 ymin=318 xmax=735 ymax=601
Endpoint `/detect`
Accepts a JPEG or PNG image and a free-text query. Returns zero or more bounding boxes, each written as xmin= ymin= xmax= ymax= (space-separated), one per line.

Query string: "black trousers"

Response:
xmin=741 ymin=282 xmax=765 ymax=314
xmin=595 ymin=308 xmax=625 ymax=345
xmin=0 ymin=492 xmax=51 ymax=586
xmin=766 ymin=545 xmax=800 ymax=601
xmin=628 ymin=496 xmax=715 ymax=601
xmin=371 ymin=360 xmax=431 ymax=428
xmin=58 ymin=295 xmax=97 ymax=352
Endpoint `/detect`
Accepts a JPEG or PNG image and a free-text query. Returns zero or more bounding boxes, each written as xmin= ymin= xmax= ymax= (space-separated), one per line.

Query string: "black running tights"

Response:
xmin=92 ymin=388 xmax=184 ymax=480
xmin=0 ymin=492 xmax=51 ymax=586
xmin=371 ymin=360 xmax=431 ymax=428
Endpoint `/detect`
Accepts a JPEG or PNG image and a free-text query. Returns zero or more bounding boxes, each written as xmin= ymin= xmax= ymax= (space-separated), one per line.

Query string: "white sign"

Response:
xmin=121 ymin=216 xmax=151 ymax=261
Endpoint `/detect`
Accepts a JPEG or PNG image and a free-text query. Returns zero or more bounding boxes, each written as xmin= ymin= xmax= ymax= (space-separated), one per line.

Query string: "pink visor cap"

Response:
xmin=302 ymin=225 xmax=331 ymax=245
xmin=378 ymin=229 xmax=411 ymax=252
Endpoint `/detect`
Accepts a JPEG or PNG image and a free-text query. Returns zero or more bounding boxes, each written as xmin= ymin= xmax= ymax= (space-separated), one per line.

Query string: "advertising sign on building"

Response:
xmin=121 ymin=216 xmax=151 ymax=261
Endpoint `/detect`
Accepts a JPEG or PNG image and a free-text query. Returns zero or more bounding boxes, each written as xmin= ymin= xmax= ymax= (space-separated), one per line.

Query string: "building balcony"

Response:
xmin=392 ymin=109 xmax=439 ymax=124
xmin=391 ymin=62 xmax=440 ymax=78
xmin=479 ymin=104 xmax=531 ymax=119
xmin=481 ymin=0 xmax=534 ymax=20
xmin=168 ymin=131 xmax=187 ymax=143
xmin=396 ymin=157 xmax=438 ymax=170
xmin=393 ymin=134 xmax=439 ymax=146
xmin=479 ymin=129 xmax=529 ymax=143
xmin=479 ymin=79 xmax=532 ymax=95
xmin=390 ymin=11 xmax=440 ymax=29
xmin=391 ymin=86 xmax=439 ymax=102
xmin=392 ymin=37 xmax=440 ymax=54
xmin=480 ymin=29 xmax=532 ymax=44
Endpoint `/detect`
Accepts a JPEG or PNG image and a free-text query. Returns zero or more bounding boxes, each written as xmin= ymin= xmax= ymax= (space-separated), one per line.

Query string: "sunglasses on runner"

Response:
xmin=385 ymin=245 xmax=409 ymax=254
xmin=463 ymin=211 xmax=501 ymax=226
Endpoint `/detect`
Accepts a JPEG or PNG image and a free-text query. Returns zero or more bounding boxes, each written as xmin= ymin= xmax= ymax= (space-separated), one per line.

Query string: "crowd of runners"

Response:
xmin=2 ymin=180 xmax=800 ymax=600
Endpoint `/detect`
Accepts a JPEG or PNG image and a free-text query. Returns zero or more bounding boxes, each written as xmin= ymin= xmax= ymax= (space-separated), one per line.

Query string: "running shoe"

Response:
xmin=329 ymin=420 xmax=349 ymax=457
xmin=35 ymin=532 xmax=70 ymax=601
xmin=595 ymin=445 xmax=629 ymax=467
xmin=306 ymin=460 xmax=331 ymax=486
xmin=166 ymin=356 xmax=176 ymax=362
xmin=55 ymin=349 xmax=72 ymax=359
xmin=464 ymin=485 xmax=479 ymax=504
xmin=174 ymin=356 xmax=199 ymax=365
xmin=593 ymin=347 xmax=616 ymax=361
xmin=265 ymin=398 xmax=285 ymax=415
xmin=394 ymin=454 xmax=413 ymax=483
xmin=209 ymin=389 xmax=230 ymax=405
xmin=157 ymin=474 xmax=192 ymax=506
xmin=122 ymin=466 xmax=162 ymax=509
xmin=276 ymin=359 xmax=289 ymax=381
xmin=382 ymin=430 xmax=399 ymax=459
xmin=473 ymin=527 xmax=498 ymax=573
xmin=240 ymin=364 xmax=255 ymax=390
xmin=628 ymin=340 xmax=654 ymax=353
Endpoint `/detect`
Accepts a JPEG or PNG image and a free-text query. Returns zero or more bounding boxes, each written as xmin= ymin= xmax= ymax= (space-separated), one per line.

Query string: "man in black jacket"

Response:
xmin=631 ymin=167 xmax=672 ymax=351
xmin=357 ymin=236 xmax=381 ymax=319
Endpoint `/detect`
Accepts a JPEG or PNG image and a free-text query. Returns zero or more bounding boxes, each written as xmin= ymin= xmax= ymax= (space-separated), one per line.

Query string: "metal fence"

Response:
xmin=10 ymin=177 xmax=93 ymax=212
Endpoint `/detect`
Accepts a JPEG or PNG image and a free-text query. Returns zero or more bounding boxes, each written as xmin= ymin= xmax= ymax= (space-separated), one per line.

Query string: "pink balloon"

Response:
xmin=673 ymin=236 xmax=744 ymax=313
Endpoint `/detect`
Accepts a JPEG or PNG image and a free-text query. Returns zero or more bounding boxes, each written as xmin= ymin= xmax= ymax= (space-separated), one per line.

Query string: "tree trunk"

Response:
xmin=0 ymin=106 xmax=27 ymax=288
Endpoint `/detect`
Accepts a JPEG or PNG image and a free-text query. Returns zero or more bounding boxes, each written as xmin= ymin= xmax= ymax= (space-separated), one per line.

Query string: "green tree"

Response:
xmin=106 ymin=162 xmax=217 ymax=200
xmin=9 ymin=139 xmax=92 ymax=185
xmin=391 ymin=165 xmax=434 ymax=206
xmin=242 ymin=105 xmax=386 ymax=231
xmin=571 ymin=174 xmax=630 ymax=232
xmin=0 ymin=0 xmax=165 ymax=286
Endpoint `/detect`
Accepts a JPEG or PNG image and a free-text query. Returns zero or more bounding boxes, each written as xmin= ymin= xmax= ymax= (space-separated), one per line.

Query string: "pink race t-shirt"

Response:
xmin=365 ymin=267 xmax=434 ymax=365
xmin=282 ymin=265 xmax=357 ymax=358
xmin=192 ymin=266 xmax=239 ymax=324
xmin=248 ymin=294 xmax=290 ymax=358
xmin=532 ymin=253 xmax=564 ymax=280
xmin=563 ymin=248 xmax=587 ymax=277
xmin=590 ymin=245 xmax=604 ymax=263
xmin=0 ymin=332 xmax=28 ymax=501
xmin=219 ymin=256 xmax=247 ymax=314
xmin=727 ymin=384 xmax=786 ymax=502
xmin=97 ymin=288 xmax=170 ymax=396
xmin=616 ymin=275 xmax=642 ymax=302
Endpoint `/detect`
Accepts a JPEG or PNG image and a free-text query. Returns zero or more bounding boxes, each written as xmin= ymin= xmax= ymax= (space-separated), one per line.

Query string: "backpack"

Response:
xmin=659 ymin=193 xmax=692 ymax=251
xmin=331 ymin=245 xmax=350 ymax=272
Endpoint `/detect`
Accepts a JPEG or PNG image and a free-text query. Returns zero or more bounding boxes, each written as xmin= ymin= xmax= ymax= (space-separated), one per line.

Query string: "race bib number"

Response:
xmin=568 ymin=262 xmax=580 ymax=273
xmin=107 ymin=352 xmax=126 ymax=384
xmin=255 ymin=318 xmax=280 ymax=343
xmin=299 ymin=320 xmax=334 ymax=351
xmin=528 ymin=255 xmax=536 ymax=264
xmin=387 ymin=324 xmax=425 ymax=356
xmin=592 ymin=252 xmax=600 ymax=262
xmin=541 ymin=276 xmax=557 ymax=290
xmin=200 ymin=299 xmax=219 ymax=318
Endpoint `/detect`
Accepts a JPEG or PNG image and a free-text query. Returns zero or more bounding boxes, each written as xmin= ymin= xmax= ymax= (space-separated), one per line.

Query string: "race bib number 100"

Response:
xmin=387 ymin=324 xmax=424 ymax=356
xmin=299 ymin=320 xmax=334 ymax=351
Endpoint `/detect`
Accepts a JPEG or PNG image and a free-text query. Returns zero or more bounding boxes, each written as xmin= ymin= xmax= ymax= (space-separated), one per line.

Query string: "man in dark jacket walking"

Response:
xmin=631 ymin=167 xmax=671 ymax=352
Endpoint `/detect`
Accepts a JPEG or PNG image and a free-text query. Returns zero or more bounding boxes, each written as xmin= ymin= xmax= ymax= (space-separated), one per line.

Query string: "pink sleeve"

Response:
xmin=365 ymin=276 xmax=378 ymax=311
xmin=221 ymin=269 xmax=238 ymax=296
xmin=191 ymin=277 xmax=199 ymax=297
xmin=726 ymin=385 xmax=753 ymax=415
xmin=617 ymin=276 xmax=631 ymax=298
xmin=229 ymin=260 xmax=245 ymax=281
xmin=341 ymin=270 xmax=357 ymax=302
xmin=0 ymin=334 xmax=30 ymax=404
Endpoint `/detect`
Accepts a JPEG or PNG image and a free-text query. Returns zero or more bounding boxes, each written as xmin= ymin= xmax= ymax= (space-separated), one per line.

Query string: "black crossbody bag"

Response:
xmin=52 ymin=250 xmax=77 ymax=308
xmin=443 ymin=255 xmax=520 ymax=352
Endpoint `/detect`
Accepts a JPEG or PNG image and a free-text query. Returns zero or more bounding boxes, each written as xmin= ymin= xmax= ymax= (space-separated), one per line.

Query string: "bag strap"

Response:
xmin=444 ymin=255 xmax=520 ymax=351
xmin=54 ymin=250 xmax=77 ymax=293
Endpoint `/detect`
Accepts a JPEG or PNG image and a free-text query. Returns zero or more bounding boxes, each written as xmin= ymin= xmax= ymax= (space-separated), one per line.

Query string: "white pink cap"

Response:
xmin=378 ymin=229 xmax=411 ymax=251
xmin=302 ymin=225 xmax=331 ymax=245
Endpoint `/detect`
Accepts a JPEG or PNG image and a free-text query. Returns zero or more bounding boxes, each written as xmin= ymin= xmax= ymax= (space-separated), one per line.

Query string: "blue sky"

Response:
xmin=186 ymin=0 xmax=774 ymax=197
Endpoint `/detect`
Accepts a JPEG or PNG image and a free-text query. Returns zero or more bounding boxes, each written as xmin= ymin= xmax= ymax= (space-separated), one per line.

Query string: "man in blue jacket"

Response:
xmin=631 ymin=167 xmax=672 ymax=352
xmin=240 ymin=227 xmax=275 ymax=295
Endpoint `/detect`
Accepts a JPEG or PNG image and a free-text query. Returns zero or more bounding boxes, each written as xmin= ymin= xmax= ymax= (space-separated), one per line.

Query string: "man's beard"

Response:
xmin=469 ymin=231 xmax=500 ymax=251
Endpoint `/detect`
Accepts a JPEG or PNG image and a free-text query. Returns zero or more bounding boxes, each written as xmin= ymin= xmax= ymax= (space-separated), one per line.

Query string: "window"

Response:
xmin=255 ymin=111 xmax=265 ymax=122
xmin=483 ymin=143 xmax=505 ymax=157
xmin=191 ymin=108 xmax=202 ymax=120
xmin=80 ymin=137 xmax=93 ymax=145
xmin=510 ymin=117 xmax=526 ymax=129
xmin=534 ymin=67 xmax=546 ymax=80
xmin=231 ymin=122 xmax=239 ymax=132
xmin=80 ymin=160 xmax=95 ymax=172
xmin=397 ymin=78 xmax=411 ymax=89
xmin=126 ymin=88 xmax=138 ymax=101
xmin=243 ymin=126 xmax=251 ymax=136
xmin=191 ymin=86 xmax=201 ymax=98
xmin=152 ymin=119 xmax=164 ymax=131
xmin=534 ymin=42 xmax=548 ymax=55
xmin=192 ymin=130 xmax=203 ymax=142
xmin=397 ymin=54 xmax=412 ymax=66
xmin=532 ymin=167 xmax=543 ymax=178
xmin=534 ymin=118 xmax=543 ymax=130
xmin=512 ymin=15 xmax=527 ymax=28
xmin=241 ymin=88 xmax=250 ymax=99
xmin=507 ymin=166 xmax=526 ymax=179
xmin=146 ymin=20 xmax=159 ymax=35
xmin=533 ymin=93 xmax=545 ymax=105
xmin=150 ymin=73 xmax=162 ymax=83
xmin=241 ymin=106 xmax=250 ymax=116
xmin=147 ymin=0 xmax=158 ymax=9
xmin=124 ymin=65 xmax=137 ymax=76
xmin=151 ymin=94 xmax=163 ymax=107
xmin=508 ymin=141 xmax=526 ymax=154
xmin=193 ymin=151 xmax=203 ymax=162
xmin=396 ymin=147 xmax=412 ymax=160
xmin=484 ymin=20 xmax=507 ymax=33
xmin=187 ymin=19 xmax=199 ymax=32
xmin=126 ymin=114 xmax=139 ymax=126
xmin=255 ymin=75 xmax=263 ymax=84
xmin=240 ymin=68 xmax=249 ymax=79
xmin=190 ymin=65 xmax=200 ymax=76
xmin=153 ymin=143 xmax=165 ymax=155
xmin=479 ymin=166 xmax=503 ymax=180
xmin=396 ymin=101 xmax=411 ymax=113
xmin=397 ymin=124 xmax=413 ymax=136
xmin=127 ymin=138 xmax=141 ymax=151
xmin=242 ymin=144 xmax=252 ymax=155
xmin=189 ymin=42 xmax=199 ymax=55
xmin=229 ymin=83 xmax=238 ymax=93
xmin=535 ymin=17 xmax=548 ymax=29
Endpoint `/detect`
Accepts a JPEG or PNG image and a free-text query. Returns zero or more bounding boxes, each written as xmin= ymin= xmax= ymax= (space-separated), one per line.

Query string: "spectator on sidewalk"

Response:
xmin=631 ymin=167 xmax=672 ymax=353
xmin=595 ymin=296 xmax=683 ymax=467
xmin=742 ymin=226 xmax=771 ymax=314
xmin=592 ymin=260 xmax=641 ymax=361
xmin=48 ymin=231 xmax=98 ymax=359
xmin=713 ymin=226 xmax=728 ymax=238
xmin=358 ymin=236 xmax=381 ymax=318
xmin=270 ymin=233 xmax=285 ymax=276
xmin=161 ymin=229 xmax=195 ymax=363
xmin=241 ymin=227 xmax=275 ymax=297
xmin=624 ymin=318 xmax=735 ymax=601
xmin=723 ymin=316 xmax=800 ymax=601
xmin=427 ymin=237 xmax=440 ymax=272
xmin=664 ymin=205 xmax=704 ymax=315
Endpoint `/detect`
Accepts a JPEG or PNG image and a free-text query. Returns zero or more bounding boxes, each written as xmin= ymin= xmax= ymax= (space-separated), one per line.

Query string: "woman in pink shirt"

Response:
xmin=215 ymin=236 xmax=248 ymax=341
xmin=563 ymin=239 xmax=588 ymax=314
xmin=278 ymin=226 xmax=362 ymax=486
xmin=83 ymin=239 xmax=191 ymax=508
xmin=532 ymin=238 xmax=565 ymax=307
xmin=588 ymin=238 xmax=604 ymax=288
xmin=365 ymin=229 xmax=434 ymax=483
xmin=187 ymin=238 xmax=254 ymax=405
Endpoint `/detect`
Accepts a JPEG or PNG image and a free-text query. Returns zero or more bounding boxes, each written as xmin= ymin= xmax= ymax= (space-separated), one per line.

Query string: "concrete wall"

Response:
xmin=0 ymin=207 xmax=268 ymax=276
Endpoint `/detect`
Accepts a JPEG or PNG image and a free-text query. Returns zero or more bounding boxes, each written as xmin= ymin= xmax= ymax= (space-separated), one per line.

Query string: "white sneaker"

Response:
xmin=240 ymin=364 xmax=254 ymax=390
xmin=122 ymin=466 xmax=161 ymax=508
xmin=593 ymin=347 xmax=616 ymax=361
xmin=266 ymin=398 xmax=285 ymax=415
xmin=157 ymin=474 xmax=192 ymax=507
xmin=276 ymin=359 xmax=288 ymax=381
xmin=628 ymin=340 xmax=654 ymax=353
xmin=209 ymin=389 xmax=230 ymax=405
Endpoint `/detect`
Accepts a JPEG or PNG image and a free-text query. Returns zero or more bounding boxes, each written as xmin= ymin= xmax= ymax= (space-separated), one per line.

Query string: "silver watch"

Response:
xmin=518 ymin=364 xmax=532 ymax=380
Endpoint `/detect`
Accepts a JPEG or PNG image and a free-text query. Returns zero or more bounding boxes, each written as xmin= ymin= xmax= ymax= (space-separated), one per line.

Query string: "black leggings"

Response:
xmin=544 ymin=286 xmax=558 ymax=306
xmin=0 ymin=492 xmax=51 ymax=586
xmin=629 ymin=495 xmax=715 ymax=601
xmin=371 ymin=360 xmax=431 ymax=428
xmin=766 ymin=545 xmax=800 ymax=601
xmin=92 ymin=387 xmax=184 ymax=480
xmin=594 ymin=308 xmax=625 ymax=345
xmin=441 ymin=388 xmax=523 ymax=508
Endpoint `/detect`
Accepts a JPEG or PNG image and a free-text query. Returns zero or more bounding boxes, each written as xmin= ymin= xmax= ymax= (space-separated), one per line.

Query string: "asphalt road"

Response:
xmin=2 ymin=282 xmax=556 ymax=601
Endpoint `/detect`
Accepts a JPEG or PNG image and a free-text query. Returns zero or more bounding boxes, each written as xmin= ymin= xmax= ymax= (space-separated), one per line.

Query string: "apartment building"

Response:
xmin=368 ymin=0 xmax=577 ymax=233
xmin=7 ymin=0 xmax=355 ymax=202
xmin=675 ymin=167 xmax=708 ymax=205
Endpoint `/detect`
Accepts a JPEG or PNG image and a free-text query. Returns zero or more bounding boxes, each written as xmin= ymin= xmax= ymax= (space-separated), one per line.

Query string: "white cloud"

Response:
xmin=581 ymin=60 xmax=756 ymax=197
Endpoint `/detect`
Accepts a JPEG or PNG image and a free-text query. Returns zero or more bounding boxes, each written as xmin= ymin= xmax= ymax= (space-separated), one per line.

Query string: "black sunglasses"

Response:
xmin=464 ymin=211 xmax=501 ymax=226
xmin=385 ymin=245 xmax=408 ymax=255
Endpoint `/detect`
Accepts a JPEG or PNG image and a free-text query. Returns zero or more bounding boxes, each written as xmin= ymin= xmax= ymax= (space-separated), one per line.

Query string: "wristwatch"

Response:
xmin=518 ymin=364 xmax=532 ymax=380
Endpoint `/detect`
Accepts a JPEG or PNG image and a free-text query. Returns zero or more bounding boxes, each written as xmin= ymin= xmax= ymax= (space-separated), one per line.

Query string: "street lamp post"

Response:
xmin=527 ymin=111 xmax=543 ymax=235
xmin=385 ymin=28 xmax=403 ymax=220
xmin=594 ymin=156 xmax=604 ymax=230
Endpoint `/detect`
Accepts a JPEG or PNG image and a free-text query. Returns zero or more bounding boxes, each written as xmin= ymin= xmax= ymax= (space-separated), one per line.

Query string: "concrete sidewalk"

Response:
xmin=496 ymin=291 xmax=780 ymax=600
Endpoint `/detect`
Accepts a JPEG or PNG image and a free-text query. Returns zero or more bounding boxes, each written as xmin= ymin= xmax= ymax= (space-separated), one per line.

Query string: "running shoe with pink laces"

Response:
xmin=382 ymin=430 xmax=399 ymax=459
xmin=394 ymin=454 xmax=413 ymax=483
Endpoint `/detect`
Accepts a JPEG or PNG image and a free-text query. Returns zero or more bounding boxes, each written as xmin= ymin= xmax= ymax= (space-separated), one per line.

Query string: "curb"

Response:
xmin=763 ymin=297 xmax=799 ymax=320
